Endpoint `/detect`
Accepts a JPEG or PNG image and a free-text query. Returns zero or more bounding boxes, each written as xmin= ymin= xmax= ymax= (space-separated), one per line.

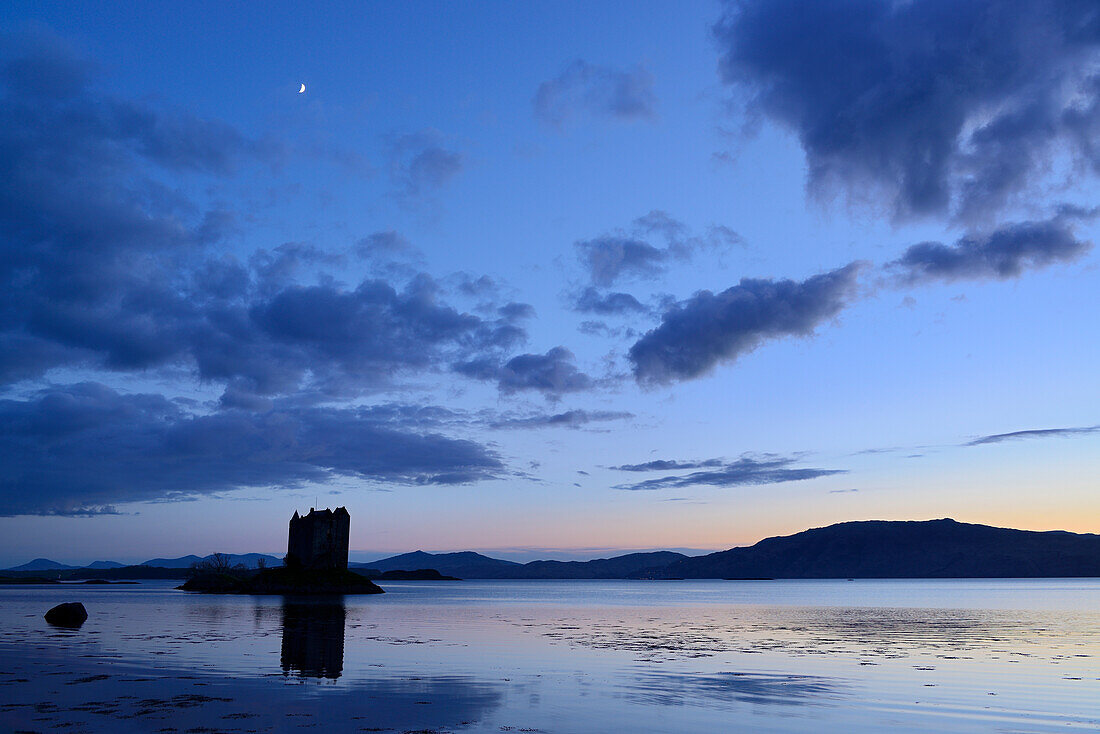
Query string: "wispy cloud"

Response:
xmin=611 ymin=458 xmax=724 ymax=472
xmin=385 ymin=130 xmax=464 ymax=198
xmin=965 ymin=424 xmax=1100 ymax=446
xmin=535 ymin=60 xmax=656 ymax=126
xmin=490 ymin=409 xmax=633 ymax=430
xmin=613 ymin=455 xmax=845 ymax=491
xmin=575 ymin=211 xmax=741 ymax=288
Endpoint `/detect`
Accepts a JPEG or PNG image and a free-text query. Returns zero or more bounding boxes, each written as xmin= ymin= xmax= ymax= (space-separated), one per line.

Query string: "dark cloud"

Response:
xmin=240 ymin=274 xmax=525 ymax=393
xmin=386 ymin=130 xmax=463 ymax=197
xmin=574 ymin=287 xmax=649 ymax=315
xmin=577 ymin=237 xmax=667 ymax=287
xmin=498 ymin=302 xmax=536 ymax=321
xmin=0 ymin=39 xmax=528 ymax=398
xmin=330 ymin=402 xmax=471 ymax=430
xmin=497 ymin=348 xmax=593 ymax=395
xmin=490 ymin=409 xmax=633 ymax=430
xmin=965 ymin=424 xmax=1100 ymax=446
xmin=577 ymin=320 xmax=638 ymax=340
xmin=1056 ymin=203 xmax=1100 ymax=221
xmin=0 ymin=39 xmax=245 ymax=382
xmin=355 ymin=230 xmax=421 ymax=263
xmin=715 ymin=0 xmax=1100 ymax=221
xmin=575 ymin=211 xmax=739 ymax=287
xmin=452 ymin=273 xmax=501 ymax=299
xmin=455 ymin=347 xmax=594 ymax=398
xmin=889 ymin=218 xmax=1092 ymax=284
xmin=3 ymin=32 xmax=91 ymax=100
xmin=0 ymin=383 xmax=503 ymax=516
xmin=629 ymin=262 xmax=864 ymax=385
xmin=613 ymin=455 xmax=845 ymax=491
xmin=611 ymin=459 xmax=724 ymax=472
xmin=534 ymin=60 xmax=655 ymax=125
xmin=249 ymin=243 xmax=344 ymax=292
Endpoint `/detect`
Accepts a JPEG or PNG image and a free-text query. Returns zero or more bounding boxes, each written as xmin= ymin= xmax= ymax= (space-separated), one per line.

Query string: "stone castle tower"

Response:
xmin=286 ymin=507 xmax=350 ymax=570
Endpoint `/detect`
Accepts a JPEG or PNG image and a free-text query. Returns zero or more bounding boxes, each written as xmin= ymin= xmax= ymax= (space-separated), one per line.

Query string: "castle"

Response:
xmin=286 ymin=507 xmax=350 ymax=570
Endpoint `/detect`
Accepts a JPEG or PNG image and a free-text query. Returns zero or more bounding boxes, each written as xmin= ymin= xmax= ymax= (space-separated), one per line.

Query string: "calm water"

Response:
xmin=1 ymin=579 xmax=1098 ymax=732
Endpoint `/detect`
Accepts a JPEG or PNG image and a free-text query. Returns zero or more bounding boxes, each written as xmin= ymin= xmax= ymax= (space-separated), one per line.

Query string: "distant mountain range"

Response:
xmin=4 ymin=552 xmax=282 ymax=572
xmin=643 ymin=519 xmax=1100 ymax=579
xmin=138 ymin=553 xmax=282 ymax=569
xmin=352 ymin=550 xmax=686 ymax=579
xmin=6 ymin=520 xmax=1099 ymax=579
xmin=7 ymin=558 xmax=80 ymax=572
xmin=352 ymin=550 xmax=520 ymax=577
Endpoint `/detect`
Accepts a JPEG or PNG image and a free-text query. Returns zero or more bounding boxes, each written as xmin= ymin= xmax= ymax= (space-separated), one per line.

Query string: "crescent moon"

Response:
xmin=298 ymin=83 xmax=306 ymax=94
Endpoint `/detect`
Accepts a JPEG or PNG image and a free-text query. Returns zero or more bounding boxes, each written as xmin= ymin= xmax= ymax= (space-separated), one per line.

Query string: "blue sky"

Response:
xmin=1 ymin=0 xmax=1098 ymax=566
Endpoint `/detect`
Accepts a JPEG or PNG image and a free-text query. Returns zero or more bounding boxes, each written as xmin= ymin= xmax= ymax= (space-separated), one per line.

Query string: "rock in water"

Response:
xmin=44 ymin=602 xmax=88 ymax=627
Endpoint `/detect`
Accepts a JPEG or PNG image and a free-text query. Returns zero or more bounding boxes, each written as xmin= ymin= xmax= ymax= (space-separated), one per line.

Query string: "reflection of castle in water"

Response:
xmin=280 ymin=599 xmax=346 ymax=679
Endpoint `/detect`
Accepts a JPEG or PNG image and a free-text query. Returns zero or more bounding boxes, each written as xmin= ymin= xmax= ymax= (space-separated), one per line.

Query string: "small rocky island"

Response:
xmin=181 ymin=507 xmax=383 ymax=595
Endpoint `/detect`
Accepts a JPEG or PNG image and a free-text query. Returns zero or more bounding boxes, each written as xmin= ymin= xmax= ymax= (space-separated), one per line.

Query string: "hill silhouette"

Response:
xmin=354 ymin=550 xmax=687 ymax=579
xmin=8 ymin=519 xmax=1097 ymax=580
xmin=514 ymin=551 xmax=687 ymax=579
xmin=351 ymin=551 xmax=520 ymax=578
xmin=6 ymin=558 xmax=78 ymax=572
xmin=644 ymin=519 xmax=1100 ymax=579
xmin=141 ymin=553 xmax=280 ymax=569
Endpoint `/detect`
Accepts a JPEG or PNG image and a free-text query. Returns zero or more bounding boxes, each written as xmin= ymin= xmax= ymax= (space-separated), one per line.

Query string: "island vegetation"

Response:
xmin=179 ymin=553 xmax=384 ymax=595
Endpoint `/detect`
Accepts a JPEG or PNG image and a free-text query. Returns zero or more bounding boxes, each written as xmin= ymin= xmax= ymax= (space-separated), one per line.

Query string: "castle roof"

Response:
xmin=293 ymin=507 xmax=349 ymax=521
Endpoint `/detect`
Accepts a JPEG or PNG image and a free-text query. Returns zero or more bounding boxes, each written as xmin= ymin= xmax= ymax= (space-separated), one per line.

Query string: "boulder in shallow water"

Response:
xmin=44 ymin=602 xmax=88 ymax=627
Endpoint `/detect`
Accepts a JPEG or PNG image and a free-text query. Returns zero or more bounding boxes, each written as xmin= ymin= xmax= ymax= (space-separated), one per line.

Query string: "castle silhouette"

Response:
xmin=286 ymin=507 xmax=350 ymax=570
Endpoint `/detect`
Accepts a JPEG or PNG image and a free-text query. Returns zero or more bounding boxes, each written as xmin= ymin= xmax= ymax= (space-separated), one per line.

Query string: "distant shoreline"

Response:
xmin=7 ymin=518 xmax=1100 ymax=582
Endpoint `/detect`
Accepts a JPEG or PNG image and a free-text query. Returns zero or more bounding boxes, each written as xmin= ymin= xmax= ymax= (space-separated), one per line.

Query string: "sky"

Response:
xmin=1 ymin=0 xmax=1098 ymax=567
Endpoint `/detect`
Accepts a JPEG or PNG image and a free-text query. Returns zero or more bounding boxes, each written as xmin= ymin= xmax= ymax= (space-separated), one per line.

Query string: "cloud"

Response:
xmin=534 ymin=60 xmax=656 ymax=125
xmin=613 ymin=455 xmax=845 ymax=490
xmin=577 ymin=320 xmax=638 ymax=340
xmin=575 ymin=211 xmax=740 ymax=287
xmin=574 ymin=287 xmax=650 ymax=315
xmin=354 ymin=230 xmax=423 ymax=267
xmin=490 ymin=409 xmax=633 ymax=430
xmin=0 ymin=39 xmax=238 ymax=381
xmin=0 ymin=383 xmax=504 ymax=516
xmin=498 ymin=302 xmax=536 ymax=321
xmin=629 ymin=262 xmax=864 ymax=384
xmin=240 ymin=274 xmax=526 ymax=393
xmin=889 ymin=218 xmax=1092 ymax=284
xmin=0 ymin=37 xmax=531 ymax=398
xmin=385 ymin=130 xmax=464 ymax=197
xmin=965 ymin=424 xmax=1100 ymax=446
xmin=455 ymin=347 xmax=594 ymax=398
xmin=577 ymin=237 xmax=667 ymax=287
xmin=611 ymin=459 xmax=724 ymax=472
xmin=570 ymin=214 xmax=740 ymax=327
xmin=249 ymin=242 xmax=344 ymax=292
xmin=714 ymin=0 xmax=1100 ymax=221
